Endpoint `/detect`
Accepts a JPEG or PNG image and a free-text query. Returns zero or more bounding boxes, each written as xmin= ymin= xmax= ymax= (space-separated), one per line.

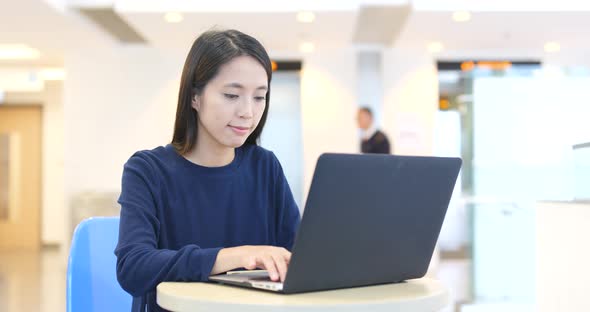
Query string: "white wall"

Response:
xmin=42 ymin=81 xmax=65 ymax=245
xmin=64 ymin=47 xmax=182 ymax=199
xmin=63 ymin=47 xmax=183 ymax=250
xmin=300 ymin=49 xmax=358 ymax=200
xmin=536 ymin=201 xmax=590 ymax=312
xmin=382 ymin=49 xmax=439 ymax=156
xmin=357 ymin=50 xmax=383 ymax=129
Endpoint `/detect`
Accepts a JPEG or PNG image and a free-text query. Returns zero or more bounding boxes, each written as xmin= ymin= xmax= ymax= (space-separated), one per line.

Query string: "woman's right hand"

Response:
xmin=210 ymin=245 xmax=292 ymax=282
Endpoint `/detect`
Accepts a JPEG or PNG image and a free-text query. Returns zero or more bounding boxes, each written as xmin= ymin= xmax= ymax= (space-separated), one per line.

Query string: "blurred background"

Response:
xmin=1 ymin=0 xmax=590 ymax=311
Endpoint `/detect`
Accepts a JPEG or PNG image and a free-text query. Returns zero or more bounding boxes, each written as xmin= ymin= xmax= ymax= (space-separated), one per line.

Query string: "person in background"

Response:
xmin=357 ymin=106 xmax=391 ymax=154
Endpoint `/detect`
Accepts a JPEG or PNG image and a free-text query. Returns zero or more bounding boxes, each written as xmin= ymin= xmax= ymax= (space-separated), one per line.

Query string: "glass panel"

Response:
xmin=469 ymin=75 xmax=590 ymax=308
xmin=0 ymin=133 xmax=9 ymax=220
xmin=260 ymin=72 xmax=304 ymax=209
xmin=573 ymin=142 xmax=590 ymax=200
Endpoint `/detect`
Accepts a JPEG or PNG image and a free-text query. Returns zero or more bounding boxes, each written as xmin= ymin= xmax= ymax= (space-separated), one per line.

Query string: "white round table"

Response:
xmin=157 ymin=278 xmax=449 ymax=312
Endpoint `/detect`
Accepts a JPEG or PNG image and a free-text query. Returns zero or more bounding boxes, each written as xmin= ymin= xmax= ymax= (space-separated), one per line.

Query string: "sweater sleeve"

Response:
xmin=271 ymin=152 xmax=301 ymax=251
xmin=114 ymin=154 xmax=222 ymax=298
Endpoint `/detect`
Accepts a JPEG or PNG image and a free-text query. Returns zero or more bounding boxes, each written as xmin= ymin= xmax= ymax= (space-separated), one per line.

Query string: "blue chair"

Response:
xmin=67 ymin=217 xmax=132 ymax=312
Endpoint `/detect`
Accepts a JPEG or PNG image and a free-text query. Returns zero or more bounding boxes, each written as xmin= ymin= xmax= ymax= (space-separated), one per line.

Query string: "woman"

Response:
xmin=115 ymin=29 xmax=301 ymax=312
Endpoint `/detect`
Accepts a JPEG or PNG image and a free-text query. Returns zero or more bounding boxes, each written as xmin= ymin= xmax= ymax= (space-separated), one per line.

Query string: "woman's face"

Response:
xmin=193 ymin=55 xmax=268 ymax=149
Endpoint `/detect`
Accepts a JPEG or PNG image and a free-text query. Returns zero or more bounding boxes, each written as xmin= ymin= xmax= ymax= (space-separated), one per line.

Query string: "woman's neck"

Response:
xmin=184 ymin=127 xmax=235 ymax=167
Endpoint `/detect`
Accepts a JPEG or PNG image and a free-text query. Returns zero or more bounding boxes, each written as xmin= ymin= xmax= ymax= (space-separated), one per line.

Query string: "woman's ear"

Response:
xmin=191 ymin=94 xmax=201 ymax=112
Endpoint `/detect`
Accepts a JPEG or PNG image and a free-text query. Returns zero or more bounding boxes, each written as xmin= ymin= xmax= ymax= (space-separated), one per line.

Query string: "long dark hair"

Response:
xmin=171 ymin=29 xmax=273 ymax=154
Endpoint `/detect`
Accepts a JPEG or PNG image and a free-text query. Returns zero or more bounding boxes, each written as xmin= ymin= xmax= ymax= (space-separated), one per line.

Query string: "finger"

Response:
xmin=272 ymin=253 xmax=288 ymax=282
xmin=260 ymin=255 xmax=279 ymax=281
xmin=281 ymin=249 xmax=292 ymax=263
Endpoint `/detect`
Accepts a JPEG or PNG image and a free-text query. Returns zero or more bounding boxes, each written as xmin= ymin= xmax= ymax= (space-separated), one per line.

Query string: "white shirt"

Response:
xmin=361 ymin=125 xmax=378 ymax=141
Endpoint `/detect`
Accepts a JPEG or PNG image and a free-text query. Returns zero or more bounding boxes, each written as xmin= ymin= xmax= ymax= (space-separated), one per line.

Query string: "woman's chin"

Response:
xmin=223 ymin=138 xmax=248 ymax=148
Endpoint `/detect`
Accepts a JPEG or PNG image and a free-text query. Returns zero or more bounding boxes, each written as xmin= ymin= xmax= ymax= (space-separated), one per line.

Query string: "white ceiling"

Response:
xmin=395 ymin=11 xmax=590 ymax=59
xmin=3 ymin=0 xmax=590 ymax=67
xmin=119 ymin=11 xmax=358 ymax=53
xmin=0 ymin=0 xmax=115 ymax=66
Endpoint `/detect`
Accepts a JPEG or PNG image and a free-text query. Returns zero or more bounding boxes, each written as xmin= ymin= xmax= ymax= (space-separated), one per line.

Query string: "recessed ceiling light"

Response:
xmin=164 ymin=12 xmax=183 ymax=23
xmin=452 ymin=11 xmax=471 ymax=22
xmin=427 ymin=42 xmax=444 ymax=53
xmin=544 ymin=41 xmax=561 ymax=53
xmin=0 ymin=44 xmax=40 ymax=60
xmin=299 ymin=42 xmax=315 ymax=53
xmin=297 ymin=11 xmax=315 ymax=23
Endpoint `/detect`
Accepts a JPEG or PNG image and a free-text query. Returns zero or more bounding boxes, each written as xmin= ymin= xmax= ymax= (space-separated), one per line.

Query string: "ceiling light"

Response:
xmin=164 ymin=12 xmax=183 ymax=23
xmin=297 ymin=11 xmax=315 ymax=23
xmin=544 ymin=41 xmax=560 ymax=53
xmin=427 ymin=42 xmax=444 ymax=53
xmin=299 ymin=42 xmax=315 ymax=53
xmin=0 ymin=44 xmax=40 ymax=60
xmin=452 ymin=11 xmax=471 ymax=22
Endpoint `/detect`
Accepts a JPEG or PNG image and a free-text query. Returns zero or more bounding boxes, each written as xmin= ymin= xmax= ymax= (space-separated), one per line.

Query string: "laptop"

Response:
xmin=209 ymin=153 xmax=462 ymax=294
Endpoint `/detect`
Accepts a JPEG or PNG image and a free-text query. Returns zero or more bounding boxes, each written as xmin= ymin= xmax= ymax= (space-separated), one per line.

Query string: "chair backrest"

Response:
xmin=67 ymin=217 xmax=131 ymax=312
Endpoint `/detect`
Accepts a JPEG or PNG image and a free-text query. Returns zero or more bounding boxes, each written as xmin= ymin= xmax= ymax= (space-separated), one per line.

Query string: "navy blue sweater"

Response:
xmin=115 ymin=144 xmax=301 ymax=311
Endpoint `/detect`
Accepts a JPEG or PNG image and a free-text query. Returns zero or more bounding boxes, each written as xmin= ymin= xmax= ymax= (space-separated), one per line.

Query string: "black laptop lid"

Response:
xmin=283 ymin=153 xmax=462 ymax=293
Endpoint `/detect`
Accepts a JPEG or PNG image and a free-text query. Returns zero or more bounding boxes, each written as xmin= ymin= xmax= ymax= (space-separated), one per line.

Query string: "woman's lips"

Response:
xmin=229 ymin=125 xmax=250 ymax=135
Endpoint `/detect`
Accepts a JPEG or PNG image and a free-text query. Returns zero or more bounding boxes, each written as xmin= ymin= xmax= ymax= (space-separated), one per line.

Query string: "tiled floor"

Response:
xmin=0 ymin=248 xmax=66 ymax=312
xmin=0 ymin=248 xmax=471 ymax=312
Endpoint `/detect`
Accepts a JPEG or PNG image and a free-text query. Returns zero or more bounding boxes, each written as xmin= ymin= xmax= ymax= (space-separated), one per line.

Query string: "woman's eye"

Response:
xmin=254 ymin=96 xmax=266 ymax=101
xmin=224 ymin=94 xmax=239 ymax=99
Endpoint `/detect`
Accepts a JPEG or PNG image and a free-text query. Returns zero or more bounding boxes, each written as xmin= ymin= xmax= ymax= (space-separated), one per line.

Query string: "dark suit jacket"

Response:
xmin=361 ymin=130 xmax=391 ymax=154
